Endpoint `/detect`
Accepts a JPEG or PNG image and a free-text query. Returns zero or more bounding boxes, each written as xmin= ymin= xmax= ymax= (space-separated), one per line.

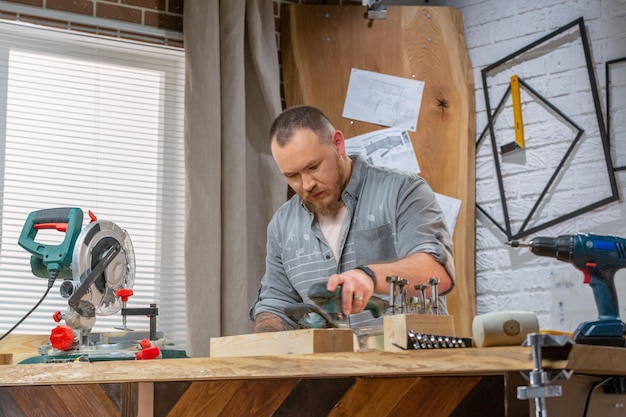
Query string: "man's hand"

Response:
xmin=327 ymin=269 xmax=375 ymax=316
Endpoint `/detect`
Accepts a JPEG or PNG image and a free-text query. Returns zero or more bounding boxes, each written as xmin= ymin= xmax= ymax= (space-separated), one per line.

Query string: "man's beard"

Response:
xmin=302 ymin=154 xmax=345 ymax=217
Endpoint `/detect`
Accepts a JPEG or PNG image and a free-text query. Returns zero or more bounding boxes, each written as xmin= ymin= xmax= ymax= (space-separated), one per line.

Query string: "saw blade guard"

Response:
xmin=71 ymin=219 xmax=136 ymax=316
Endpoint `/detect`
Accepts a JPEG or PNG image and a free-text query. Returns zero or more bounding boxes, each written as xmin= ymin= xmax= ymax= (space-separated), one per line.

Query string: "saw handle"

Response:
xmin=18 ymin=207 xmax=84 ymax=274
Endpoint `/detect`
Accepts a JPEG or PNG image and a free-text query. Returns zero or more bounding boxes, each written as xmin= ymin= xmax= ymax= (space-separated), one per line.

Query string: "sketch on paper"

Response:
xmin=342 ymin=68 xmax=425 ymax=132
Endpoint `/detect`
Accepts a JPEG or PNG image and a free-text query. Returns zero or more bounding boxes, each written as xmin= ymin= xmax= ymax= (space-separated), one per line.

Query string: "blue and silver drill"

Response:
xmin=508 ymin=233 xmax=626 ymax=347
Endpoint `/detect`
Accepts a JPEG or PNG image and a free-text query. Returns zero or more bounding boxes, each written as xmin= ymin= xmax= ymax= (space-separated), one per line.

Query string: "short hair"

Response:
xmin=269 ymin=105 xmax=335 ymax=147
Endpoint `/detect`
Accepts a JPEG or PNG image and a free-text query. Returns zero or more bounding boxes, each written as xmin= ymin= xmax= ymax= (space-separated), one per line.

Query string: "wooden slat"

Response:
xmin=167 ymin=379 xmax=299 ymax=417
xmin=273 ymin=377 xmax=356 ymax=417
xmin=53 ymin=384 xmax=120 ymax=417
xmin=393 ymin=376 xmax=480 ymax=416
xmin=7 ymin=385 xmax=74 ymax=417
xmin=282 ymin=5 xmax=476 ymax=338
xmin=217 ymin=379 xmax=299 ymax=417
xmin=0 ymin=387 xmax=28 ymax=417
xmin=330 ymin=377 xmax=417 ymax=417
xmin=167 ymin=380 xmax=246 ymax=417
xmin=330 ymin=376 xmax=481 ymax=417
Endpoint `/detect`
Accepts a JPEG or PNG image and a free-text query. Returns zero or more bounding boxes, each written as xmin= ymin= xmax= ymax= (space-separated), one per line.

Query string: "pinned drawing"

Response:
xmin=342 ymin=68 xmax=425 ymax=132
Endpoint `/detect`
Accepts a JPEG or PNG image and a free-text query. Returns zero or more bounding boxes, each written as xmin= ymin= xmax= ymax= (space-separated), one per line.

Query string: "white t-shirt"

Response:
xmin=317 ymin=203 xmax=348 ymax=262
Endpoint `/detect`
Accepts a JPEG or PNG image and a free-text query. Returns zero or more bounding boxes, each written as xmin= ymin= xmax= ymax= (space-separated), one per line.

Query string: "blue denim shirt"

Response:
xmin=249 ymin=156 xmax=455 ymax=326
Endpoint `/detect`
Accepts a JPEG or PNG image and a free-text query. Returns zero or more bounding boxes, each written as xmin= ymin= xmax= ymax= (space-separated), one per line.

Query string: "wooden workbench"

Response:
xmin=1 ymin=344 xmax=625 ymax=417
xmin=0 ymin=345 xmax=626 ymax=417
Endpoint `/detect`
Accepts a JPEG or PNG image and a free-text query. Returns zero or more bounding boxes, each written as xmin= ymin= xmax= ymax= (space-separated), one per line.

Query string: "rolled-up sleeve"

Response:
xmin=249 ymin=219 xmax=303 ymax=323
xmin=396 ymin=176 xmax=456 ymax=292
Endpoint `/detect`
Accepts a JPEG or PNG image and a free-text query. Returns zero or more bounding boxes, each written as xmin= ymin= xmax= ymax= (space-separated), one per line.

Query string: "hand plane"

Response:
xmin=284 ymin=282 xmax=390 ymax=329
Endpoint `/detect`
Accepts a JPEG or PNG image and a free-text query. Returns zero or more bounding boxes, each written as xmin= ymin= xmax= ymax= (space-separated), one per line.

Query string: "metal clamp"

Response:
xmin=517 ymin=333 xmax=573 ymax=417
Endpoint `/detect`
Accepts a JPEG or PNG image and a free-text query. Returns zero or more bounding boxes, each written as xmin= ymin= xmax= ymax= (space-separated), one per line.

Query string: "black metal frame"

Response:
xmin=606 ymin=57 xmax=626 ymax=171
xmin=477 ymin=17 xmax=618 ymax=240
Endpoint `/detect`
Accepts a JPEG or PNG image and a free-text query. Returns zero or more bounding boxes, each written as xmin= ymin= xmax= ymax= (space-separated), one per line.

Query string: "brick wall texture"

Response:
xmin=444 ymin=0 xmax=626 ymax=333
xmin=0 ymin=0 xmax=183 ymax=46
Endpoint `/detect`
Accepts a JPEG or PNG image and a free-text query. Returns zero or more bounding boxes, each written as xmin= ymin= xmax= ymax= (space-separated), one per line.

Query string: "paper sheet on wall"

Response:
xmin=345 ymin=127 xmax=461 ymax=236
xmin=342 ymin=68 xmax=425 ymax=132
xmin=345 ymin=127 xmax=420 ymax=173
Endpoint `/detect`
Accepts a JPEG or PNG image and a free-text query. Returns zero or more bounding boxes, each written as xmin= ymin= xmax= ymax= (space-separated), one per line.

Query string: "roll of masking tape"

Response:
xmin=472 ymin=311 xmax=539 ymax=347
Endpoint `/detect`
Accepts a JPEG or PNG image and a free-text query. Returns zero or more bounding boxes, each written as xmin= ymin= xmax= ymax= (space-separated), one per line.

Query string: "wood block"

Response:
xmin=0 ymin=334 xmax=48 ymax=365
xmin=384 ymin=314 xmax=456 ymax=351
xmin=210 ymin=328 xmax=355 ymax=358
xmin=566 ymin=344 xmax=626 ymax=375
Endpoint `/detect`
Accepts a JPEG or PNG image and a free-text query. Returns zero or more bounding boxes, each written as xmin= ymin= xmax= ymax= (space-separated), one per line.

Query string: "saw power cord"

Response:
xmin=0 ymin=269 xmax=59 ymax=343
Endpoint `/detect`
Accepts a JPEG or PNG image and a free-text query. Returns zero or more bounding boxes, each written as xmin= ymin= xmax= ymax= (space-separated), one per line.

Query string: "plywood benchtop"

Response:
xmin=0 ymin=346 xmax=556 ymax=387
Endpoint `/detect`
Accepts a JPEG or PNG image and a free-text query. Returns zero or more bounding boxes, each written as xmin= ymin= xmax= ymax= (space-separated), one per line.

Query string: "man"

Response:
xmin=250 ymin=105 xmax=455 ymax=332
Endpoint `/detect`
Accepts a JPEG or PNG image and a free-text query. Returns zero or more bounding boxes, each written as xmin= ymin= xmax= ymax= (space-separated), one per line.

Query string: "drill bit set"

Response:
xmin=406 ymin=329 xmax=472 ymax=350
xmin=387 ymin=276 xmax=441 ymax=315
xmin=386 ymin=276 xmax=472 ymax=350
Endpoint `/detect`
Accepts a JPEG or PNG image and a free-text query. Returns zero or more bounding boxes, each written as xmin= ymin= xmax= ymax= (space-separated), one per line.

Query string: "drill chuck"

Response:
xmin=528 ymin=236 xmax=574 ymax=262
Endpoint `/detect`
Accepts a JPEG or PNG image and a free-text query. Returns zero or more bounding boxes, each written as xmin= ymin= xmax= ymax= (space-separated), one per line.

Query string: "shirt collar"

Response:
xmin=343 ymin=155 xmax=366 ymax=204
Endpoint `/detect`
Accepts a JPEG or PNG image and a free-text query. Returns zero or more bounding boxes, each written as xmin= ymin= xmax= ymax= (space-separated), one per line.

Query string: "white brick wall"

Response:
xmin=443 ymin=0 xmax=626 ymax=334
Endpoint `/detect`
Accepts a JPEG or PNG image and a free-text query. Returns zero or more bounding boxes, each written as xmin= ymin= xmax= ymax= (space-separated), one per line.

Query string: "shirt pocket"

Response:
xmin=354 ymin=223 xmax=397 ymax=264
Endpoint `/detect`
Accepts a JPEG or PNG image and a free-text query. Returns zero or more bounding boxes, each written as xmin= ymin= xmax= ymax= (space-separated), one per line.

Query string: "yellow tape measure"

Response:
xmin=510 ymin=75 xmax=525 ymax=149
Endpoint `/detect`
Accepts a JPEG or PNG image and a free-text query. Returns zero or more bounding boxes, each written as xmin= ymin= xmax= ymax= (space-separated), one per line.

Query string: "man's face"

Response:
xmin=271 ymin=128 xmax=347 ymax=216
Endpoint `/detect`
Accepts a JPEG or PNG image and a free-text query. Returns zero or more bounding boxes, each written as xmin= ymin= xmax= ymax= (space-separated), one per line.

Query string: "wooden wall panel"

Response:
xmin=281 ymin=5 xmax=476 ymax=336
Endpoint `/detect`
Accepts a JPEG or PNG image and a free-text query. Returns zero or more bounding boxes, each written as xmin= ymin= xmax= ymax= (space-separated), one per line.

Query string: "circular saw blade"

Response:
xmin=71 ymin=219 xmax=136 ymax=316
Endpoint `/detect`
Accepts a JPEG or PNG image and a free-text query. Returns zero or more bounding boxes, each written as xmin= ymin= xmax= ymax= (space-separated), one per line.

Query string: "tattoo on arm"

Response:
xmin=253 ymin=312 xmax=297 ymax=333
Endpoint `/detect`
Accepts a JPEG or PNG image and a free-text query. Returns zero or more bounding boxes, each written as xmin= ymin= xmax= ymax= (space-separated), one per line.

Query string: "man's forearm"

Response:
xmin=253 ymin=312 xmax=298 ymax=333
xmin=368 ymin=252 xmax=453 ymax=297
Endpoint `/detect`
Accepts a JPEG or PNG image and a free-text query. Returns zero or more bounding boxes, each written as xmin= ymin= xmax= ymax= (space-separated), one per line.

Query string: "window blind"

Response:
xmin=0 ymin=20 xmax=187 ymax=351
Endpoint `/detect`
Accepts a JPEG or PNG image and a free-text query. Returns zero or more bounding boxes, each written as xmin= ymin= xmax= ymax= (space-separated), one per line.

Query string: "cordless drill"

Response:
xmin=508 ymin=233 xmax=626 ymax=347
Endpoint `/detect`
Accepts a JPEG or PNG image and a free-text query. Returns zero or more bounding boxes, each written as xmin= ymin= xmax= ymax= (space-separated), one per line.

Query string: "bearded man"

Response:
xmin=250 ymin=105 xmax=455 ymax=332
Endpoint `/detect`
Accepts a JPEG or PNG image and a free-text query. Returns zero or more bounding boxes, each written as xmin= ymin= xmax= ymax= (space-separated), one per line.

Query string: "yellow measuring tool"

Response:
xmin=510 ymin=74 xmax=525 ymax=149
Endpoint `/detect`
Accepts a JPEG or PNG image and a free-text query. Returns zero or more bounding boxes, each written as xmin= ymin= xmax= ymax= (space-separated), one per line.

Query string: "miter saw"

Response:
xmin=17 ymin=207 xmax=166 ymax=362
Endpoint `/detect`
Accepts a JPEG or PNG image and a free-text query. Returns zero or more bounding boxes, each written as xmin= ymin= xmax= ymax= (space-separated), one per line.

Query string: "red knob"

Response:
xmin=116 ymin=288 xmax=134 ymax=302
xmin=50 ymin=325 xmax=75 ymax=351
xmin=136 ymin=346 xmax=161 ymax=360
xmin=139 ymin=338 xmax=151 ymax=349
xmin=52 ymin=311 xmax=63 ymax=322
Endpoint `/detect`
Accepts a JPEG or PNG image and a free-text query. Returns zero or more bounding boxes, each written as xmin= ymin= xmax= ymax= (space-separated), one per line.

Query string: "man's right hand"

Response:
xmin=326 ymin=268 xmax=376 ymax=316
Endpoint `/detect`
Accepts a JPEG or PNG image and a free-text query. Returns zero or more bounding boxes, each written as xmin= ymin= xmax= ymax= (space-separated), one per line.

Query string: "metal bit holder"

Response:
xmin=386 ymin=276 xmax=399 ymax=314
xmin=517 ymin=333 xmax=573 ymax=417
xmin=428 ymin=277 xmax=440 ymax=315
xmin=415 ymin=284 xmax=428 ymax=314
xmin=386 ymin=276 xmax=410 ymax=314
xmin=397 ymin=278 xmax=409 ymax=314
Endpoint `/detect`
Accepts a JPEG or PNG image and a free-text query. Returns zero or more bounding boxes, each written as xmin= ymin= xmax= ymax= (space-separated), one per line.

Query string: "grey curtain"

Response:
xmin=183 ymin=0 xmax=284 ymax=357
